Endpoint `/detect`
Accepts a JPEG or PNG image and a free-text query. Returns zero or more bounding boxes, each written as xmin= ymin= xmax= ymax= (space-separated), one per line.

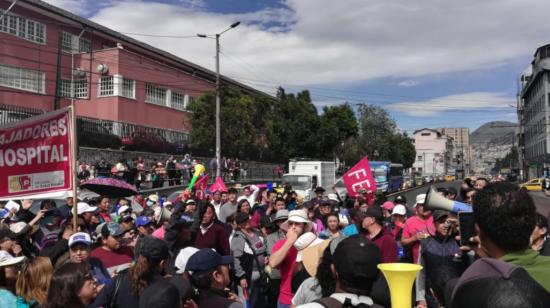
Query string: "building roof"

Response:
xmin=413 ymin=128 xmax=442 ymax=137
xmin=19 ymin=0 xmax=274 ymax=99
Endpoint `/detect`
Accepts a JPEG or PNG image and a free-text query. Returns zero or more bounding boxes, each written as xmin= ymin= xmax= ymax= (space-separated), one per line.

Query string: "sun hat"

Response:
xmin=414 ymin=194 xmax=426 ymax=207
xmin=117 ymin=205 xmax=131 ymax=216
xmin=76 ymin=202 xmax=98 ymax=215
xmin=273 ymin=209 xmax=289 ymax=222
xmin=302 ymin=239 xmax=331 ymax=277
xmin=280 ymin=209 xmax=312 ymax=232
xmin=68 ymin=232 xmax=92 ymax=248
xmin=382 ymin=201 xmax=395 ymax=211
xmin=294 ymin=232 xmax=324 ymax=262
xmin=0 ymin=250 xmax=25 ymax=267
xmin=327 ymin=194 xmax=339 ymax=202
xmin=175 ymin=247 xmax=199 ymax=274
xmin=186 ymin=248 xmax=233 ymax=273
xmin=391 ymin=204 xmax=407 ymax=216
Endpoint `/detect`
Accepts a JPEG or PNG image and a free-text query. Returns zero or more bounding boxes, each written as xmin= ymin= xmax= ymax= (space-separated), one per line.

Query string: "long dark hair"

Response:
xmin=43 ymin=262 xmax=89 ymax=308
xmin=198 ymin=203 xmax=218 ymax=223
xmin=315 ymin=245 xmax=336 ymax=297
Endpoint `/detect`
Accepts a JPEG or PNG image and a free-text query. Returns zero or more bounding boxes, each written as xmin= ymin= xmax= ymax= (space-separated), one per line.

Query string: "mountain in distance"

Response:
xmin=470 ymin=121 xmax=517 ymax=145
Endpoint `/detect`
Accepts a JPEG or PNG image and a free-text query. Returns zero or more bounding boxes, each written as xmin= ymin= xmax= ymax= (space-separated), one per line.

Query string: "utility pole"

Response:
xmin=197 ymin=21 xmax=240 ymax=178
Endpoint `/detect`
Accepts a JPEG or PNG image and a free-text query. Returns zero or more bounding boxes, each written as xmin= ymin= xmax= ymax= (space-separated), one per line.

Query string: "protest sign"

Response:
xmin=0 ymin=108 xmax=73 ymax=200
xmin=342 ymin=156 xmax=376 ymax=198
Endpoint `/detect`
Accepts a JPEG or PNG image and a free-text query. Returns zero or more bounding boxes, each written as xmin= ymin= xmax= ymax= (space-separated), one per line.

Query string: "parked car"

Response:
xmin=445 ymin=174 xmax=456 ymax=182
xmin=402 ymin=175 xmax=414 ymax=190
xmin=519 ymin=178 xmax=543 ymax=192
xmin=423 ymin=175 xmax=434 ymax=183
xmin=414 ymin=174 xmax=425 ymax=186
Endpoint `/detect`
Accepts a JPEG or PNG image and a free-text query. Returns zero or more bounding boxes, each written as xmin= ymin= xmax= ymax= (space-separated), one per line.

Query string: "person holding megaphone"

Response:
xmin=400 ymin=194 xmax=435 ymax=264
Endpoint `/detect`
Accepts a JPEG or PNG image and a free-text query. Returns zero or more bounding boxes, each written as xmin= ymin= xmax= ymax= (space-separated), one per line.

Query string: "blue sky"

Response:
xmin=45 ymin=0 xmax=549 ymax=133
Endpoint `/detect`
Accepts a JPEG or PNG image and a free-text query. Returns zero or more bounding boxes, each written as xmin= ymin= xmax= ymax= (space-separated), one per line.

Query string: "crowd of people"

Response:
xmin=77 ymin=155 xmax=251 ymax=190
xmin=0 ymin=177 xmax=549 ymax=307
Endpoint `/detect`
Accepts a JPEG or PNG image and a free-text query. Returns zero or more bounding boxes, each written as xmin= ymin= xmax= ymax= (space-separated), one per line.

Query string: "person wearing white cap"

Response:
xmin=400 ymin=193 xmax=435 ymax=264
xmin=169 ymin=247 xmax=199 ymax=302
xmin=269 ymin=209 xmax=311 ymax=307
xmin=66 ymin=232 xmax=111 ymax=286
xmin=390 ymin=204 xmax=408 ymax=241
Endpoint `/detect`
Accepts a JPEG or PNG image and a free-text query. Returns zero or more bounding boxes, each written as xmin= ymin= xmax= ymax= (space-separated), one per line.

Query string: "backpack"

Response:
xmin=314 ymin=297 xmax=385 ymax=308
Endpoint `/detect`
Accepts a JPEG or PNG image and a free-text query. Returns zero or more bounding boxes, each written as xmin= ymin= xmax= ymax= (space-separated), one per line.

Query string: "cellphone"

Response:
xmin=458 ymin=212 xmax=476 ymax=246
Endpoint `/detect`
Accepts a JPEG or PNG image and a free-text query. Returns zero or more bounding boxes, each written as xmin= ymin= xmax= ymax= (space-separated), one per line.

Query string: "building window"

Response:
xmin=121 ymin=78 xmax=135 ymax=99
xmin=421 ymin=133 xmax=431 ymax=136
xmin=145 ymin=83 xmax=167 ymax=106
xmin=171 ymin=91 xmax=185 ymax=110
xmin=0 ymin=11 xmax=46 ymax=44
xmin=0 ymin=64 xmax=45 ymax=93
xmin=60 ymin=79 xmax=71 ymax=97
xmin=417 ymin=156 xmax=423 ymax=161
xmin=60 ymin=79 xmax=88 ymax=98
xmin=98 ymin=76 xmax=114 ymax=97
xmin=61 ymin=31 xmax=91 ymax=53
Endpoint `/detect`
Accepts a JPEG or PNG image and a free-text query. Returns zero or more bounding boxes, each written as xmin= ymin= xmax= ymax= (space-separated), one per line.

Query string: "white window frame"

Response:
xmin=0 ymin=64 xmax=45 ymax=94
xmin=145 ymin=83 xmax=167 ymax=106
xmin=121 ymin=78 xmax=136 ymax=99
xmin=61 ymin=31 xmax=91 ymax=53
xmin=0 ymin=10 xmax=46 ymax=44
xmin=98 ymin=76 xmax=115 ymax=97
xmin=171 ymin=91 xmax=185 ymax=110
xmin=60 ymin=78 xmax=88 ymax=99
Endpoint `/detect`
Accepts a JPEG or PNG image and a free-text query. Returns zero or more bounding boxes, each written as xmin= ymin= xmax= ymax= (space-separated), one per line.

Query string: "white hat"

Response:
xmin=327 ymin=194 xmax=339 ymax=202
xmin=392 ymin=204 xmax=407 ymax=216
xmin=5 ymin=200 xmax=20 ymax=213
xmin=68 ymin=232 xmax=92 ymax=247
xmin=0 ymin=250 xmax=25 ymax=267
xmin=237 ymin=196 xmax=247 ymax=203
xmin=147 ymin=194 xmax=159 ymax=203
xmin=117 ymin=205 xmax=131 ymax=216
xmin=294 ymin=232 xmax=324 ymax=262
xmin=414 ymin=194 xmax=426 ymax=207
xmin=175 ymin=247 xmax=199 ymax=274
xmin=280 ymin=209 xmax=312 ymax=232
xmin=77 ymin=202 xmax=98 ymax=215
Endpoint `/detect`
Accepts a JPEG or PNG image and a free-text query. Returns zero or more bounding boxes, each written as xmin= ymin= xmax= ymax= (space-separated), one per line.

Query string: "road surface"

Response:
xmin=530 ymin=191 xmax=550 ymax=216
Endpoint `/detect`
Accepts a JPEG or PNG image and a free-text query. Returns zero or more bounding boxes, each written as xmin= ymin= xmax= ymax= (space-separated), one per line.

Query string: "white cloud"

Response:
xmin=388 ymin=92 xmax=515 ymax=117
xmin=397 ymin=80 xmax=418 ymax=87
xmin=43 ymin=0 xmax=550 ymax=89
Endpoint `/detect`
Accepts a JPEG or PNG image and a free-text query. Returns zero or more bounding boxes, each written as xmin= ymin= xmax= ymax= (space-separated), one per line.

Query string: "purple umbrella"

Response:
xmin=80 ymin=178 xmax=138 ymax=197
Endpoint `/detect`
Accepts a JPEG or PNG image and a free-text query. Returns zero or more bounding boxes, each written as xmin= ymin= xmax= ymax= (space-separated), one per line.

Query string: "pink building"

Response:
xmin=0 ymin=0 xmax=263 ymax=152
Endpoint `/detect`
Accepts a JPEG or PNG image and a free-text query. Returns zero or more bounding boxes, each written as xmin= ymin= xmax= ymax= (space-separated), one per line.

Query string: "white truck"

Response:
xmin=282 ymin=160 xmax=336 ymax=201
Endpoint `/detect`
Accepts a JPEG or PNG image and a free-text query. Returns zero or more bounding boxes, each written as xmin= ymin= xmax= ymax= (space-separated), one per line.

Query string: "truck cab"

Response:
xmin=282 ymin=160 xmax=335 ymax=201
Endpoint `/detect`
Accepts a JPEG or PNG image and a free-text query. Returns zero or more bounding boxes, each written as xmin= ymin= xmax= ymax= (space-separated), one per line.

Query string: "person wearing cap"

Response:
xmin=311 ymin=187 xmax=326 ymax=207
xmin=195 ymin=203 xmax=230 ymax=256
xmin=297 ymin=236 xmax=382 ymax=307
xmin=359 ymin=207 xmax=398 ymax=263
xmin=231 ymin=212 xmax=268 ymax=307
xmin=133 ymin=216 xmax=155 ymax=257
xmin=184 ymin=199 xmax=198 ymax=216
xmin=219 ymin=188 xmax=239 ymax=224
xmin=401 ymin=193 xmax=435 ymax=264
xmin=390 ymin=204 xmax=407 ymax=242
xmin=170 ymin=247 xmax=199 ymax=302
xmin=77 ymin=202 xmax=100 ymax=234
xmin=185 ymin=248 xmax=240 ymax=308
xmin=394 ymin=194 xmax=407 ymax=206
xmin=415 ymin=210 xmax=469 ymax=308
xmin=119 ymin=214 xmax=135 ymax=231
xmin=264 ymin=209 xmax=288 ymax=307
xmin=269 ymin=209 xmax=311 ymax=308
xmin=469 ymin=182 xmax=550 ymax=292
xmin=90 ymin=222 xmax=133 ymax=271
xmin=381 ymin=201 xmax=394 ymax=225
xmin=117 ymin=205 xmax=131 ymax=220
xmin=0 ymin=249 xmax=26 ymax=306
xmin=66 ymin=232 xmax=111 ymax=286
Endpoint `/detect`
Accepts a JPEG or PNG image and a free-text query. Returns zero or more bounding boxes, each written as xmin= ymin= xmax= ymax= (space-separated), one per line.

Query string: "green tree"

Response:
xmin=318 ymin=103 xmax=358 ymax=159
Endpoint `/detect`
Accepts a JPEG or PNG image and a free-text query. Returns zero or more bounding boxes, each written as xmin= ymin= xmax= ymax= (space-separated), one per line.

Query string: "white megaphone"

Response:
xmin=424 ymin=186 xmax=472 ymax=213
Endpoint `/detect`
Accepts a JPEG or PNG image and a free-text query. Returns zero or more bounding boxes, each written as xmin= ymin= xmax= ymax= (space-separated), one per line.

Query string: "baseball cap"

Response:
xmin=414 ymin=194 xmax=426 ymax=207
xmin=382 ymin=201 xmax=395 ymax=211
xmin=101 ymin=222 xmax=126 ymax=237
xmin=119 ymin=214 xmax=134 ymax=223
xmin=185 ymin=199 xmax=196 ymax=205
xmin=76 ymin=202 xmax=98 ymax=215
xmin=136 ymin=216 xmax=152 ymax=227
xmin=391 ymin=204 xmax=407 ymax=216
xmin=394 ymin=195 xmax=407 ymax=204
xmin=68 ymin=232 xmax=92 ymax=248
xmin=451 ymin=258 xmax=550 ymax=307
xmin=235 ymin=212 xmax=250 ymax=225
xmin=0 ymin=250 xmax=25 ymax=267
xmin=139 ymin=236 xmax=169 ymax=262
xmin=432 ymin=210 xmax=450 ymax=222
xmin=175 ymin=247 xmax=199 ymax=274
xmin=186 ymin=248 xmax=233 ymax=273
xmin=117 ymin=205 xmax=131 ymax=216
xmin=333 ymin=235 xmax=380 ymax=288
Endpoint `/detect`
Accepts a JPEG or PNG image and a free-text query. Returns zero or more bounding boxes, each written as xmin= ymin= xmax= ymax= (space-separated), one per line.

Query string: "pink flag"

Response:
xmin=343 ymin=156 xmax=376 ymax=198
xmin=209 ymin=177 xmax=228 ymax=193
xmin=195 ymin=175 xmax=209 ymax=191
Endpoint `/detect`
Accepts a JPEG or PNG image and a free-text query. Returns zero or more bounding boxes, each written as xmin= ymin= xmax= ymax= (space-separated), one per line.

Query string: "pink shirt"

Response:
xmin=272 ymin=239 xmax=298 ymax=305
xmin=402 ymin=215 xmax=435 ymax=264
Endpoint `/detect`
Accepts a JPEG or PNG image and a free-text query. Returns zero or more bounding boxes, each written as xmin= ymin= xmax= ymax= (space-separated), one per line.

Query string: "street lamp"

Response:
xmin=197 ymin=21 xmax=240 ymax=178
